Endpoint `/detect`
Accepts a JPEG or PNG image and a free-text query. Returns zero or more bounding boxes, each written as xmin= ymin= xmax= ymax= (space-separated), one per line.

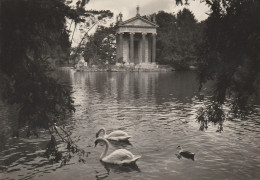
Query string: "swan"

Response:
xmin=177 ymin=146 xmax=195 ymax=161
xmin=94 ymin=137 xmax=141 ymax=164
xmin=96 ymin=127 xmax=132 ymax=141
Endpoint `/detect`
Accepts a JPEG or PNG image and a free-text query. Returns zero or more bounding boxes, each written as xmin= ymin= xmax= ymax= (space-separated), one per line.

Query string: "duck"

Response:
xmin=94 ymin=137 xmax=141 ymax=165
xmin=177 ymin=145 xmax=195 ymax=161
xmin=96 ymin=127 xmax=132 ymax=141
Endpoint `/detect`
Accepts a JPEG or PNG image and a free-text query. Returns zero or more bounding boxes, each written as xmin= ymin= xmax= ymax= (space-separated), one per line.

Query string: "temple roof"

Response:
xmin=119 ymin=16 xmax=158 ymax=28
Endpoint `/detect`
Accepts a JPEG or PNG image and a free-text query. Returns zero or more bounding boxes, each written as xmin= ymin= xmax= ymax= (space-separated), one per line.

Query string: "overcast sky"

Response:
xmin=70 ymin=0 xmax=210 ymax=47
xmin=85 ymin=0 xmax=210 ymax=22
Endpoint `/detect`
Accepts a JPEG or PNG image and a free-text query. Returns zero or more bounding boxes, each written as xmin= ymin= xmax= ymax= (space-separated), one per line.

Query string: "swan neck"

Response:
xmin=100 ymin=139 xmax=109 ymax=160
xmin=102 ymin=128 xmax=107 ymax=136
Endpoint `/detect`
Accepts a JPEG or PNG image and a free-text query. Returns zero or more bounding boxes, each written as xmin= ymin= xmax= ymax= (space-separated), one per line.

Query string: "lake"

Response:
xmin=0 ymin=69 xmax=260 ymax=180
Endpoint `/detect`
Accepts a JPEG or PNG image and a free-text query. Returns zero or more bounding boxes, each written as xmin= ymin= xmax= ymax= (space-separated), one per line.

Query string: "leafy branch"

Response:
xmin=45 ymin=123 xmax=90 ymax=166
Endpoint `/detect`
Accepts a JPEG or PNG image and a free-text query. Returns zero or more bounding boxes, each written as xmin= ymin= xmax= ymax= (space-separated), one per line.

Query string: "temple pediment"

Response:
xmin=120 ymin=16 xmax=158 ymax=28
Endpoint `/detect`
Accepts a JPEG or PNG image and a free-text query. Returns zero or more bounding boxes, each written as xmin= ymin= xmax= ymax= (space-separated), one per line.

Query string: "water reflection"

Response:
xmin=68 ymin=71 xmax=199 ymax=107
xmin=104 ymin=162 xmax=140 ymax=173
xmin=0 ymin=69 xmax=260 ymax=180
xmin=96 ymin=163 xmax=140 ymax=180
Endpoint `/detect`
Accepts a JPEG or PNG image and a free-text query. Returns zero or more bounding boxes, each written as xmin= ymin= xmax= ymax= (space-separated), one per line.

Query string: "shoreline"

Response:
xmin=59 ymin=64 xmax=176 ymax=72
xmin=58 ymin=65 xmax=198 ymax=72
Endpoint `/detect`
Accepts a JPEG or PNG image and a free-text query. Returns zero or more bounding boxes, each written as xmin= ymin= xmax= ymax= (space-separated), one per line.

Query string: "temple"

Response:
xmin=116 ymin=6 xmax=158 ymax=67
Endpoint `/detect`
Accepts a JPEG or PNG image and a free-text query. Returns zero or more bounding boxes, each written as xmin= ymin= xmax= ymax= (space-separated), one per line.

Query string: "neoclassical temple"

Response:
xmin=116 ymin=7 xmax=158 ymax=65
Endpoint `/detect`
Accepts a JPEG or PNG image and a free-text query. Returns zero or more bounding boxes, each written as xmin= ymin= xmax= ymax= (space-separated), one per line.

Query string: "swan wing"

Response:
xmin=107 ymin=130 xmax=129 ymax=137
xmin=106 ymin=130 xmax=131 ymax=141
xmin=107 ymin=136 xmax=132 ymax=141
xmin=102 ymin=149 xmax=141 ymax=164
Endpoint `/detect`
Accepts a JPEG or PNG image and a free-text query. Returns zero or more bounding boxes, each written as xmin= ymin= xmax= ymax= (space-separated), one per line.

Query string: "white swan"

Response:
xmin=95 ymin=137 xmax=141 ymax=164
xmin=177 ymin=146 xmax=195 ymax=161
xmin=96 ymin=127 xmax=132 ymax=141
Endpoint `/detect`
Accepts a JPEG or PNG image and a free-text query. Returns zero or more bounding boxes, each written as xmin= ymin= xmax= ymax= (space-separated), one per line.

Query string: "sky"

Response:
xmin=84 ymin=0 xmax=210 ymax=22
xmin=70 ymin=0 xmax=210 ymax=47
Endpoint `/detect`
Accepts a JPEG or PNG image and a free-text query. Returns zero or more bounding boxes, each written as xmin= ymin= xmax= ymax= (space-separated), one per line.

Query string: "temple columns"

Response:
xmin=116 ymin=34 xmax=119 ymax=62
xmin=142 ymin=33 xmax=146 ymax=63
xmin=119 ymin=33 xmax=123 ymax=62
xmin=130 ymin=33 xmax=134 ymax=63
xmin=117 ymin=32 xmax=156 ymax=64
xmin=152 ymin=33 xmax=156 ymax=63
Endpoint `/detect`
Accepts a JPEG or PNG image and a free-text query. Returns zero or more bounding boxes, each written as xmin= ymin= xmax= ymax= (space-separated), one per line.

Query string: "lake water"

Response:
xmin=1 ymin=69 xmax=260 ymax=180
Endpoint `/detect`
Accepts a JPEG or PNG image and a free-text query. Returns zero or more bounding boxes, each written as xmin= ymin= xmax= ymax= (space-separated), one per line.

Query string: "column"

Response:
xmin=152 ymin=33 xmax=156 ymax=63
xmin=130 ymin=33 xmax=134 ymax=64
xmin=142 ymin=33 xmax=146 ymax=63
xmin=119 ymin=33 xmax=123 ymax=62
xmin=116 ymin=34 xmax=119 ymax=62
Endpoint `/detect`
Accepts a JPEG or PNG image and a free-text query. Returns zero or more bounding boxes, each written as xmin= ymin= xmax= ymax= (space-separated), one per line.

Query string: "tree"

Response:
xmin=155 ymin=11 xmax=178 ymax=65
xmin=0 ymin=0 xmax=98 ymax=164
xmin=0 ymin=0 xmax=79 ymax=133
xmin=83 ymin=25 xmax=116 ymax=65
xmin=175 ymin=8 xmax=198 ymax=62
xmin=155 ymin=10 xmax=203 ymax=69
xmin=176 ymin=0 xmax=260 ymax=131
xmin=69 ymin=9 xmax=114 ymax=64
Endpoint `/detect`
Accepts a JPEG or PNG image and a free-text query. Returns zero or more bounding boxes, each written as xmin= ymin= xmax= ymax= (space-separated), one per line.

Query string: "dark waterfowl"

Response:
xmin=177 ymin=146 xmax=195 ymax=161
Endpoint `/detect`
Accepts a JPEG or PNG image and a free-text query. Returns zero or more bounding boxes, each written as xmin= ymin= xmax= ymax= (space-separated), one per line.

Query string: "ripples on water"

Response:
xmin=0 ymin=69 xmax=260 ymax=180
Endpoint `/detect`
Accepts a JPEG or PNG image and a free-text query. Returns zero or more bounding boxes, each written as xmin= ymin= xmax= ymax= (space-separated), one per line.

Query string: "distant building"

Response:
xmin=116 ymin=6 xmax=158 ymax=66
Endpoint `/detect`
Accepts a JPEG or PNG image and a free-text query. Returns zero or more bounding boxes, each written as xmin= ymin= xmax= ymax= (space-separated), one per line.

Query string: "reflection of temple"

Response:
xmin=70 ymin=71 xmax=198 ymax=107
xmin=116 ymin=6 xmax=158 ymax=66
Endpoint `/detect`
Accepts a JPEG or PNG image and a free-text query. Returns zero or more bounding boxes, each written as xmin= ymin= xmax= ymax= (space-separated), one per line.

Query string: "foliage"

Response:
xmin=176 ymin=0 xmax=260 ymax=131
xmin=155 ymin=11 xmax=177 ymax=65
xmin=155 ymin=9 xmax=204 ymax=69
xmin=44 ymin=124 xmax=89 ymax=166
xmin=175 ymin=0 xmax=189 ymax=6
xmin=84 ymin=10 xmax=114 ymax=20
xmin=0 ymin=0 xmax=77 ymax=133
xmin=83 ymin=25 xmax=116 ymax=65
xmin=69 ymin=9 xmax=114 ymax=64
xmin=175 ymin=8 xmax=201 ymax=64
